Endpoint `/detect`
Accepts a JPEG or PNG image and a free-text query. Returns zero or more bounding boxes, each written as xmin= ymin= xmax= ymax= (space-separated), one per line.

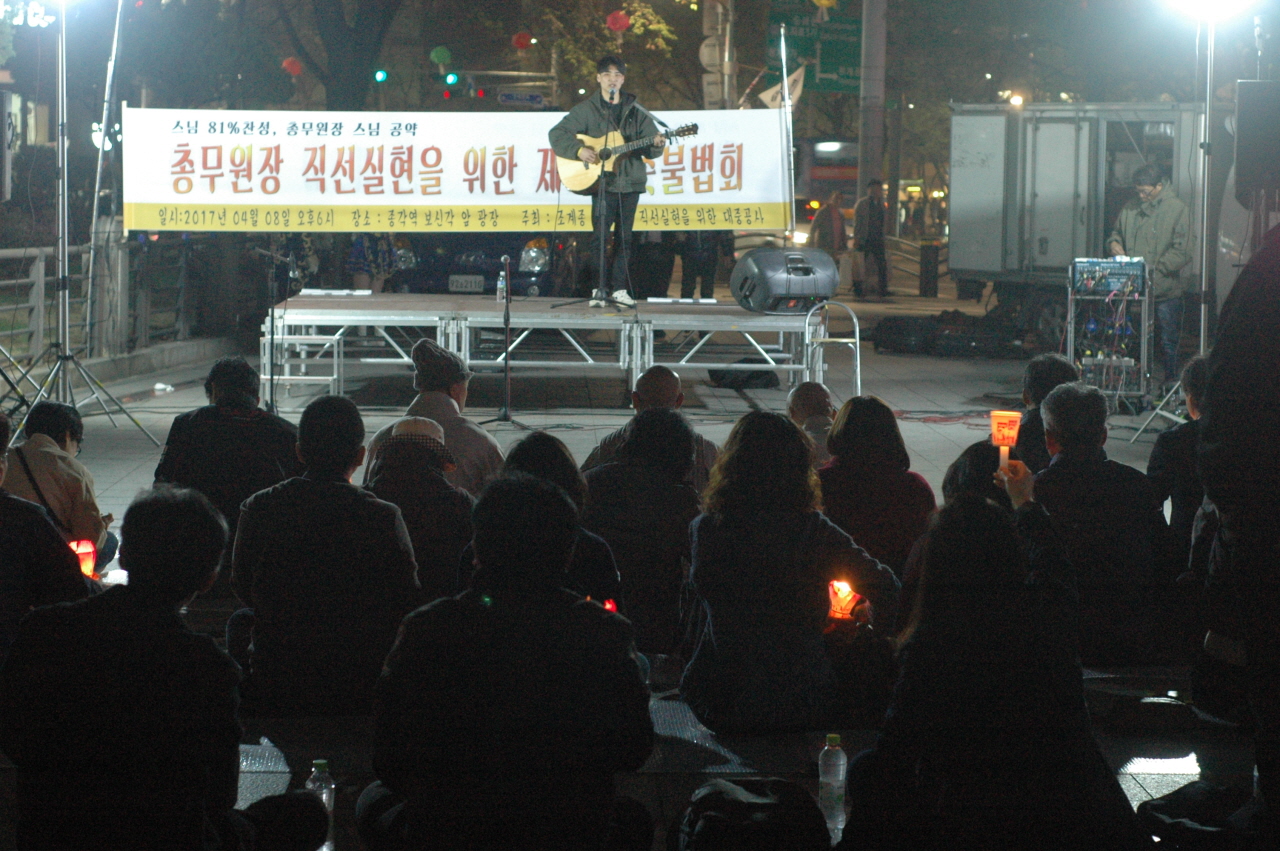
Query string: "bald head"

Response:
xmin=788 ymin=382 xmax=835 ymax=424
xmin=632 ymin=366 xmax=683 ymax=412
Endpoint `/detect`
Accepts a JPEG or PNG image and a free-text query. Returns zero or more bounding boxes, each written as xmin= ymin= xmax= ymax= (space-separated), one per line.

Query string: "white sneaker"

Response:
xmin=589 ymin=290 xmax=607 ymax=308
xmin=611 ymin=289 xmax=636 ymax=307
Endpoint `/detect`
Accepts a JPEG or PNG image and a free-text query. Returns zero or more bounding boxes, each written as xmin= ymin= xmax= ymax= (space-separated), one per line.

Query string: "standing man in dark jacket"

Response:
xmin=679 ymin=230 xmax=731 ymax=300
xmin=155 ymin=356 xmax=301 ymax=589
xmin=358 ymin=474 xmax=654 ymax=851
xmin=231 ymin=395 xmax=421 ymax=717
xmin=549 ymin=55 xmax=666 ymax=308
xmin=1146 ymin=355 xmax=1209 ymax=571
xmin=853 ymin=181 xmax=889 ymax=297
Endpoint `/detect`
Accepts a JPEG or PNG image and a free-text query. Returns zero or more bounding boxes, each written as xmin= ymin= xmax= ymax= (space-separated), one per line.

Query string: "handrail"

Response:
xmin=806 ymin=300 xmax=861 ymax=398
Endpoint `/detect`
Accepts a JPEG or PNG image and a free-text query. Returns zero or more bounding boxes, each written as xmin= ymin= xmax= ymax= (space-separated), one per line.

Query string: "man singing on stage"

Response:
xmin=549 ymin=55 xmax=666 ymax=308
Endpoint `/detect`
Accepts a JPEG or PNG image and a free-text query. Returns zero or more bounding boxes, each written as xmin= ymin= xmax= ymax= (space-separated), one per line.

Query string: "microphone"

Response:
xmin=608 ymin=86 xmax=617 ymax=103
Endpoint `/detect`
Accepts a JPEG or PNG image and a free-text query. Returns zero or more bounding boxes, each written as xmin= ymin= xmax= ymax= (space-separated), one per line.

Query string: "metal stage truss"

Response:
xmin=259 ymin=294 xmax=861 ymax=406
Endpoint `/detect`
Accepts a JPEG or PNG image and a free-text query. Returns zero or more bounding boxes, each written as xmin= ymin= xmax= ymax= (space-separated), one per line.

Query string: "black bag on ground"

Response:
xmin=871 ymin=317 xmax=939 ymax=354
xmin=707 ymin=359 xmax=781 ymax=390
xmin=672 ymin=777 xmax=830 ymax=851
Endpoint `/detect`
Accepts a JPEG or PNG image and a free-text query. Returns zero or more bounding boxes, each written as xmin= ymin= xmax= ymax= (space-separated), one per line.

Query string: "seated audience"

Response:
xmin=818 ymin=396 xmax=936 ymax=575
xmin=366 ymin=417 xmax=473 ymax=601
xmin=154 ymin=356 xmax=302 ymax=580
xmin=583 ymin=408 xmax=701 ymax=657
xmin=788 ymin=381 xmax=838 ymax=468
xmin=0 ymin=486 xmax=328 ymax=851
xmin=681 ymin=411 xmax=900 ymax=734
xmin=5 ymin=401 xmax=115 ymax=568
xmin=1147 ymin=354 xmax=1209 ymax=570
xmin=498 ymin=430 xmax=622 ymax=606
xmin=1014 ymin=353 xmax=1079 ymax=474
xmin=232 ymin=395 xmax=421 ymax=716
xmin=843 ymin=496 xmax=1148 ymax=850
xmin=1032 ymin=381 xmax=1175 ymax=665
xmin=0 ymin=414 xmax=91 ymax=655
xmin=582 ymin=365 xmax=719 ymax=496
xmin=365 ymin=338 xmax=503 ymax=497
xmin=941 ymin=438 xmax=1012 ymax=510
xmin=358 ymin=475 xmax=654 ymax=851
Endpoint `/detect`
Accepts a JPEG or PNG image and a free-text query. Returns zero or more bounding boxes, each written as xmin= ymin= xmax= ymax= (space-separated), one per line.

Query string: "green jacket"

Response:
xmin=548 ymin=92 xmax=662 ymax=194
xmin=1108 ymin=191 xmax=1193 ymax=301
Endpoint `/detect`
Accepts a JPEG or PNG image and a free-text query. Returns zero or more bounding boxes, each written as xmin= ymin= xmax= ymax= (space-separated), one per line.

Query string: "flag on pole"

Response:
xmin=758 ymin=64 xmax=806 ymax=109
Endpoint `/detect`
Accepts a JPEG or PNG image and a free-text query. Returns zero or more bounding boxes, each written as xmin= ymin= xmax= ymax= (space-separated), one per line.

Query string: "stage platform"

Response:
xmin=261 ymin=294 xmax=857 ymax=404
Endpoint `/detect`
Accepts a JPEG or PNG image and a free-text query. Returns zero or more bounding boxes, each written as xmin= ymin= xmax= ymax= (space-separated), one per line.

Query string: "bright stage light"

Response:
xmin=1166 ymin=0 xmax=1255 ymax=22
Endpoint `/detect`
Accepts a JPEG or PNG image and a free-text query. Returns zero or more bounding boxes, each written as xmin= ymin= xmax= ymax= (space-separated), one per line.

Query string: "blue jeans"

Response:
xmin=1156 ymin=297 xmax=1184 ymax=382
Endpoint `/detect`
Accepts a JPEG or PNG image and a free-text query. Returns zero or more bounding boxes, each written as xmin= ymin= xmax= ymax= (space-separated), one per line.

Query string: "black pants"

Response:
xmin=589 ymin=189 xmax=639 ymax=295
xmin=863 ymin=242 xmax=888 ymax=296
xmin=681 ymin=253 xmax=718 ymax=299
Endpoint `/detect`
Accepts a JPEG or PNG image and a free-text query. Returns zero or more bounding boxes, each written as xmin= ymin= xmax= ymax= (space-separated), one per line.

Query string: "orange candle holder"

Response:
xmin=990 ymin=410 xmax=1021 ymax=470
xmin=828 ymin=580 xmax=857 ymax=619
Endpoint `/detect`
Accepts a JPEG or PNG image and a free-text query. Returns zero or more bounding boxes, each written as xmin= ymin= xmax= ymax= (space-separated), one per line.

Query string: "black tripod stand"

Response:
xmin=480 ymin=255 xmax=531 ymax=430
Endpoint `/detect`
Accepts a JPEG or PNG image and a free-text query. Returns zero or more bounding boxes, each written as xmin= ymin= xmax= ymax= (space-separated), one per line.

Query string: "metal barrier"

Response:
xmin=0 ymin=246 xmax=91 ymax=361
xmin=885 ymin=236 xmax=949 ymax=281
xmin=805 ymin=300 xmax=861 ymax=399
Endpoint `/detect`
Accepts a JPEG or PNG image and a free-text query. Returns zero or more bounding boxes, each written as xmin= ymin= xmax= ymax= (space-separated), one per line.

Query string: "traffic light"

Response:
xmin=444 ymin=71 xmax=459 ymax=85
xmin=373 ymin=69 xmax=388 ymax=83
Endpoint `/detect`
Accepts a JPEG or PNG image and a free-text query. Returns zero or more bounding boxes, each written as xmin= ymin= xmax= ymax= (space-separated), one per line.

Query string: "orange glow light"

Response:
xmin=828 ymin=580 xmax=857 ymax=619
xmin=990 ymin=410 xmax=1022 ymax=448
xmin=603 ymin=599 xmax=618 ymax=613
xmin=70 ymin=540 xmax=98 ymax=580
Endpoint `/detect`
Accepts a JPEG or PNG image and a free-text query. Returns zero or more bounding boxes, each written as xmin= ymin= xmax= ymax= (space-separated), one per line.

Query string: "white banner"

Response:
xmin=121 ymin=107 xmax=790 ymax=232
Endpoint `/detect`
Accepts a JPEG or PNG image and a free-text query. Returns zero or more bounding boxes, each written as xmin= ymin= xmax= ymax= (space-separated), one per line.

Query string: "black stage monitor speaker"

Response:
xmin=1236 ymin=80 xmax=1280 ymax=195
xmin=730 ymin=247 xmax=837 ymax=314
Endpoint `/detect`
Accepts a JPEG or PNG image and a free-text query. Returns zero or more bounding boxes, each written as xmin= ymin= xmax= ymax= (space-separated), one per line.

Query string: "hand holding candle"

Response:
xmin=989 ymin=410 xmax=1022 ymax=471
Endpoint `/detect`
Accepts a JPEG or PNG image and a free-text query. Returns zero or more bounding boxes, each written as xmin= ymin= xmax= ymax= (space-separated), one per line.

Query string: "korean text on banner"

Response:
xmin=122 ymin=108 xmax=790 ymax=233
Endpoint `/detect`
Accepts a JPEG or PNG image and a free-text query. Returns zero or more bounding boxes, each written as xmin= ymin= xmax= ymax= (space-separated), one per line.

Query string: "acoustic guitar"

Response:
xmin=555 ymin=123 xmax=699 ymax=195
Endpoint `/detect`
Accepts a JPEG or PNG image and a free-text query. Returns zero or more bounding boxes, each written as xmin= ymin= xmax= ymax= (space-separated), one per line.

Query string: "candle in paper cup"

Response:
xmin=829 ymin=580 xmax=857 ymax=619
xmin=990 ymin=410 xmax=1021 ymax=471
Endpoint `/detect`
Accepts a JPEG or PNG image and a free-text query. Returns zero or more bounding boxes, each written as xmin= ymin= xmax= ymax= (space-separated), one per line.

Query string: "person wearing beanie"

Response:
xmin=364 ymin=338 xmax=504 ymax=497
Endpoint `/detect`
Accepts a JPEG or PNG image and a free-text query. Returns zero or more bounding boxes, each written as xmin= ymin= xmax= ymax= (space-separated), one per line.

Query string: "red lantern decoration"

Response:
xmin=281 ymin=57 xmax=303 ymax=77
xmin=512 ymin=31 xmax=534 ymax=51
xmin=606 ymin=10 xmax=631 ymax=32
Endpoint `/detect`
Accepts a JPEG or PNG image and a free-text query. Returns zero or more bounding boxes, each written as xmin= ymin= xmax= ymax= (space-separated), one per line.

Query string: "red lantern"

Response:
xmin=70 ymin=540 xmax=98 ymax=581
xmin=606 ymin=10 xmax=631 ymax=32
xmin=281 ymin=57 xmax=303 ymax=77
xmin=512 ymin=31 xmax=534 ymax=51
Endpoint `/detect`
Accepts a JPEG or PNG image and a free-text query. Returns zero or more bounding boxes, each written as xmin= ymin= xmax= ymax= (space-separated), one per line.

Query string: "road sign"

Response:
xmin=767 ymin=0 xmax=860 ymax=93
xmin=497 ymin=91 xmax=545 ymax=108
xmin=700 ymin=36 xmax=722 ymax=73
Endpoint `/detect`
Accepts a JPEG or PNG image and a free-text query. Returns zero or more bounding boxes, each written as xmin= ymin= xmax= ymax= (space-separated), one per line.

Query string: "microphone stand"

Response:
xmin=480 ymin=255 xmax=531 ymax=429
xmin=253 ymin=246 xmax=296 ymax=413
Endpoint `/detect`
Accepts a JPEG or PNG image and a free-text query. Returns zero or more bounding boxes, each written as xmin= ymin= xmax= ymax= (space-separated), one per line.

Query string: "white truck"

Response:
xmin=947 ymin=101 xmax=1245 ymax=348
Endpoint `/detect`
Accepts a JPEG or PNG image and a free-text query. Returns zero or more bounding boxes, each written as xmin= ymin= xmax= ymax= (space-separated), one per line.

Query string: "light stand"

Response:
xmin=1197 ymin=19 xmax=1215 ymax=355
xmin=479 ymin=255 xmax=531 ymax=429
xmin=84 ymin=0 xmax=126 ymax=353
xmin=16 ymin=0 xmax=159 ymax=448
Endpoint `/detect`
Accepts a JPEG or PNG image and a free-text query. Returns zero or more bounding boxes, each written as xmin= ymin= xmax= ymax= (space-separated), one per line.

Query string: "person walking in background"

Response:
xmin=853 ymin=181 xmax=890 ymax=298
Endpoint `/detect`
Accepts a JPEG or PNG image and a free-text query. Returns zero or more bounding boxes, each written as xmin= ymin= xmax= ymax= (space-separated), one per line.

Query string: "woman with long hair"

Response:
xmin=680 ymin=411 xmax=900 ymax=734
xmin=818 ymin=396 xmax=935 ymax=575
xmin=844 ymin=495 xmax=1147 ymax=849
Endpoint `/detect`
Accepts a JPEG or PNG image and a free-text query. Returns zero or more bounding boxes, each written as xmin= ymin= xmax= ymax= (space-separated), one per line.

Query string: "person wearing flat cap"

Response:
xmin=365 ymin=418 xmax=474 ymax=602
xmin=365 ymin=339 xmax=504 ymax=497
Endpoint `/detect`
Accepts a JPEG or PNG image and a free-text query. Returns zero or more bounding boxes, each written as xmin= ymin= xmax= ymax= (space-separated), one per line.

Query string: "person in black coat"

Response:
xmin=155 ymin=356 xmax=301 ymax=592
xmin=357 ymin=475 xmax=654 ymax=851
xmin=844 ymin=495 xmax=1149 ymax=851
xmin=1032 ymin=382 xmax=1175 ymax=665
xmin=0 ymin=486 xmax=327 ymax=851
xmin=0 ymin=415 xmax=91 ymax=656
xmin=1146 ymin=355 xmax=1209 ymax=572
xmin=1014 ymin=354 xmax=1079 ymax=475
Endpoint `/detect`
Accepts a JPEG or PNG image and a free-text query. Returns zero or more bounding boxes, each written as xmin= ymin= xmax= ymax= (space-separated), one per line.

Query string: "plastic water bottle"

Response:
xmin=305 ymin=759 xmax=335 ymax=851
xmin=818 ymin=733 xmax=847 ymax=844
xmin=495 ymin=268 xmax=507 ymax=303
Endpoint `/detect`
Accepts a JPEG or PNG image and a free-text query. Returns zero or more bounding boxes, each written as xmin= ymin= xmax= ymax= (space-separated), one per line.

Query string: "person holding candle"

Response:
xmin=680 ymin=411 xmax=900 ymax=734
xmin=842 ymin=495 xmax=1147 ymax=850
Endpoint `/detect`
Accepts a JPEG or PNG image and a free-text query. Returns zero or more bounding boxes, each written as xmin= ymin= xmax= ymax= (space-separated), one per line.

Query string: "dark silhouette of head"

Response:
xmin=900 ymin=494 xmax=1026 ymax=645
xmin=827 ymin=396 xmax=909 ymax=469
xmin=503 ymin=431 xmax=588 ymax=510
xmin=298 ymin=395 xmax=365 ymax=476
xmin=941 ymin=439 xmax=1012 ymax=510
xmin=473 ymin=473 xmax=578 ymax=583
xmin=620 ymin=407 xmax=696 ymax=483
xmin=24 ymin=401 xmax=83 ymax=445
xmin=204 ymin=356 xmax=259 ymax=408
xmin=1180 ymin=354 xmax=1210 ymax=408
xmin=1022 ymin=353 xmax=1079 ymax=408
xmin=704 ymin=411 xmax=820 ymax=516
xmin=787 ymin=381 xmax=835 ymax=425
xmin=1041 ymin=382 xmax=1108 ymax=452
xmin=120 ymin=486 xmax=228 ymax=604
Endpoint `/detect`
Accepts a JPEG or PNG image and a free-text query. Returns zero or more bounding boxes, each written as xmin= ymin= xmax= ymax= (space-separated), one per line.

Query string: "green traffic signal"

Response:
xmin=374 ymin=69 xmax=388 ymax=83
xmin=444 ymin=72 xmax=459 ymax=85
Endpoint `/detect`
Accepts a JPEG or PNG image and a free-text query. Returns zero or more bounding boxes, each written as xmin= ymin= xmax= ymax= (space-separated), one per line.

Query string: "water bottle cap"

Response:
xmin=312 ymin=759 xmax=329 ymax=772
xmin=826 ymin=733 xmax=841 ymax=747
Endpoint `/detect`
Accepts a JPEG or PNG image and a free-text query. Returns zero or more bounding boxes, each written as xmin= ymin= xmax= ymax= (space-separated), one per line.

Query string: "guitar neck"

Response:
xmin=604 ymin=134 xmax=661 ymax=158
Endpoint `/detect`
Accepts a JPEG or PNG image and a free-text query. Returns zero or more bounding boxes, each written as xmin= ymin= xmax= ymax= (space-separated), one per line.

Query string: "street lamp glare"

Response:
xmin=1009 ymin=94 xmax=1024 ymax=107
xmin=1166 ymin=0 xmax=1254 ymax=22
